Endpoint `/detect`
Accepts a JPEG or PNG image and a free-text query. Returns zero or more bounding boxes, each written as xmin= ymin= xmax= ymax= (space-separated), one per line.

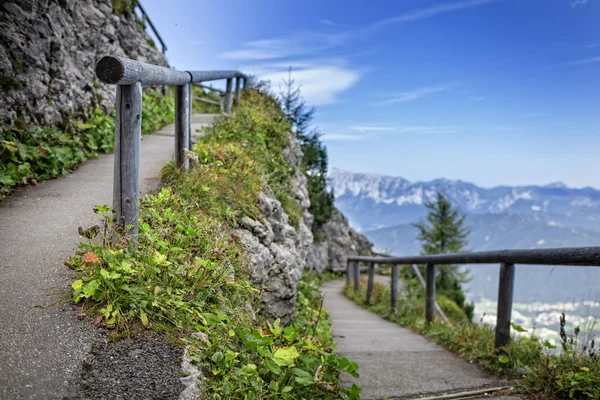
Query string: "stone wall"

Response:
xmin=0 ymin=0 xmax=167 ymax=130
xmin=233 ymin=135 xmax=314 ymax=324
xmin=306 ymin=208 xmax=374 ymax=273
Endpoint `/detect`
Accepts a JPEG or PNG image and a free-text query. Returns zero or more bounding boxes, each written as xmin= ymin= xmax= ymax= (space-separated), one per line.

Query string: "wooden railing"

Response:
xmin=95 ymin=55 xmax=247 ymax=241
xmin=346 ymin=247 xmax=600 ymax=348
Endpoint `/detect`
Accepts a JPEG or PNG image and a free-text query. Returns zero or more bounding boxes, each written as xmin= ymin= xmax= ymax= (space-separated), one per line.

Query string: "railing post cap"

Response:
xmin=96 ymin=55 xmax=125 ymax=85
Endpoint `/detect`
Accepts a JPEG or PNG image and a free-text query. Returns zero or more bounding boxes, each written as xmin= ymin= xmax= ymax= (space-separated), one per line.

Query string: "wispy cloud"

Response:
xmin=469 ymin=95 xmax=487 ymax=101
xmin=584 ymin=43 xmax=598 ymax=49
xmin=220 ymin=34 xmax=346 ymax=61
xmin=376 ymin=83 xmax=458 ymax=105
xmin=324 ymin=133 xmax=371 ymax=141
xmin=220 ymin=0 xmax=499 ymax=61
xmin=369 ymin=0 xmax=499 ymax=30
xmin=571 ymin=0 xmax=590 ymax=7
xmin=325 ymin=125 xmax=456 ymax=141
xmin=565 ymin=56 xmax=600 ymax=66
xmin=245 ymin=62 xmax=362 ymax=105
xmin=319 ymin=19 xmax=345 ymax=27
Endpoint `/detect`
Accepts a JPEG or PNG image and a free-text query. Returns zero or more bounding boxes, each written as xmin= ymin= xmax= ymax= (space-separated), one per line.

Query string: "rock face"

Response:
xmin=306 ymin=208 xmax=374 ymax=273
xmin=0 ymin=0 xmax=167 ymax=130
xmin=233 ymin=135 xmax=313 ymax=324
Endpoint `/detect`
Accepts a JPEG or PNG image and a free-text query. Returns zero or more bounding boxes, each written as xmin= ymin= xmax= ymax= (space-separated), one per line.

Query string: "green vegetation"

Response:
xmin=68 ymin=89 xmax=361 ymax=399
xmin=191 ymin=85 xmax=222 ymax=115
xmin=278 ymin=70 xmax=334 ymax=234
xmin=410 ymin=193 xmax=474 ymax=319
xmin=111 ymin=0 xmax=134 ymax=15
xmin=0 ymin=89 xmax=173 ymax=198
xmin=346 ymin=278 xmax=599 ymax=399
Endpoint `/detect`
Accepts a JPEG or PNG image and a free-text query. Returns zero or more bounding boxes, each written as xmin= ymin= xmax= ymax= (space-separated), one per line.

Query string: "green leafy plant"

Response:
xmin=1 ymin=89 xmax=174 ymax=198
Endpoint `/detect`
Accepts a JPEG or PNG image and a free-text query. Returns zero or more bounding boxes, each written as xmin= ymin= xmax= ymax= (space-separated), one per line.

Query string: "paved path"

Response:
xmin=320 ymin=279 xmax=520 ymax=400
xmin=0 ymin=115 xmax=218 ymax=399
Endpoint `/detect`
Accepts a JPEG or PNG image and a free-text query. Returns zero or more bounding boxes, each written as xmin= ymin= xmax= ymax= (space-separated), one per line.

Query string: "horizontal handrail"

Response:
xmin=95 ymin=56 xmax=247 ymax=86
xmin=195 ymin=83 xmax=226 ymax=94
xmin=348 ymin=246 xmax=600 ymax=267
xmin=346 ymin=245 xmax=600 ymax=350
xmin=188 ymin=71 xmax=247 ymax=82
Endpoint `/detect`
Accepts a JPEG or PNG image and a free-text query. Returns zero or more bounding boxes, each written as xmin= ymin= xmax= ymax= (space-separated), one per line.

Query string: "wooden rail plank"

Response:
xmin=495 ymin=262 xmax=515 ymax=349
xmin=96 ymin=56 xmax=190 ymax=86
xmin=366 ymin=262 xmax=375 ymax=304
xmin=348 ymin=246 xmax=600 ymax=266
xmin=224 ymin=78 xmax=233 ymax=114
xmin=175 ymin=83 xmax=191 ymax=171
xmin=391 ymin=263 xmax=399 ymax=312
xmin=354 ymin=261 xmax=360 ymax=292
xmin=114 ymin=83 xmax=142 ymax=242
xmin=425 ymin=263 xmax=436 ymax=323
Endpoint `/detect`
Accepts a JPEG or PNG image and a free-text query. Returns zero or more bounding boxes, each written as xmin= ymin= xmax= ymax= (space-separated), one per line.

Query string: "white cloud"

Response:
xmin=376 ymin=83 xmax=458 ymax=105
xmin=324 ymin=133 xmax=370 ymax=141
xmin=220 ymin=33 xmax=346 ymax=61
xmin=350 ymin=126 xmax=397 ymax=133
xmin=469 ymin=95 xmax=487 ymax=101
xmin=370 ymin=0 xmax=499 ymax=30
xmin=220 ymin=0 xmax=498 ymax=61
xmin=571 ymin=0 xmax=590 ymax=7
xmin=325 ymin=125 xmax=456 ymax=141
xmin=319 ymin=19 xmax=345 ymax=27
xmin=247 ymin=63 xmax=362 ymax=105
xmin=566 ymin=56 xmax=600 ymax=66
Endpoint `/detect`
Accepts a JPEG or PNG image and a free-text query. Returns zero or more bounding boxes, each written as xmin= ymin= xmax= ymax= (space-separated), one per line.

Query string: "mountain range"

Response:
xmin=329 ymin=168 xmax=600 ymax=303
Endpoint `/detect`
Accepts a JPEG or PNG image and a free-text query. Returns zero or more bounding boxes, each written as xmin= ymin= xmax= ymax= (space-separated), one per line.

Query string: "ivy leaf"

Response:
xmin=510 ymin=322 xmax=527 ymax=333
xmin=272 ymin=346 xmax=299 ymax=366
xmin=140 ymin=311 xmax=148 ymax=327
xmin=71 ymin=280 xmax=83 ymax=290
xmin=211 ymin=351 xmax=224 ymax=363
xmin=266 ymin=360 xmax=282 ymax=375
xmin=498 ymin=354 xmax=510 ymax=364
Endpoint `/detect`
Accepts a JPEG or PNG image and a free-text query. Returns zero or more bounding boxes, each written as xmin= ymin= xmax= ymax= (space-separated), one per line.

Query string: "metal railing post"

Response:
xmin=113 ymin=82 xmax=142 ymax=243
xmin=366 ymin=262 xmax=375 ymax=304
xmin=495 ymin=263 xmax=515 ymax=349
xmin=353 ymin=261 xmax=360 ymax=292
xmin=234 ymin=77 xmax=241 ymax=107
xmin=243 ymin=77 xmax=247 ymax=89
xmin=175 ymin=82 xmax=191 ymax=171
xmin=425 ymin=263 xmax=436 ymax=323
xmin=391 ymin=264 xmax=399 ymax=312
xmin=224 ymin=78 xmax=233 ymax=114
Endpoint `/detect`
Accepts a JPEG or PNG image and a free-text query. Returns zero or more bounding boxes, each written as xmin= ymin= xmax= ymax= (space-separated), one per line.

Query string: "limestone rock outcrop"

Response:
xmin=306 ymin=208 xmax=374 ymax=273
xmin=0 ymin=0 xmax=167 ymax=129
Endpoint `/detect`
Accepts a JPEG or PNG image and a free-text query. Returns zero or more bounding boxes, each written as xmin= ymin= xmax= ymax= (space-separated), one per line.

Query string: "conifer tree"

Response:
xmin=279 ymin=69 xmax=334 ymax=234
xmin=412 ymin=193 xmax=474 ymax=319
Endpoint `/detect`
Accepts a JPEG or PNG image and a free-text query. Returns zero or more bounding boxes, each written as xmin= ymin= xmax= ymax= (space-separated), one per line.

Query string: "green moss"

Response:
xmin=111 ymin=0 xmax=134 ymax=15
xmin=0 ymin=76 xmax=22 ymax=91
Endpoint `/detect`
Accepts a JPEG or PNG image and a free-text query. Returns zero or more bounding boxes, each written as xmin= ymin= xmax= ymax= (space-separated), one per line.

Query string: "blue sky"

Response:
xmin=141 ymin=0 xmax=599 ymax=189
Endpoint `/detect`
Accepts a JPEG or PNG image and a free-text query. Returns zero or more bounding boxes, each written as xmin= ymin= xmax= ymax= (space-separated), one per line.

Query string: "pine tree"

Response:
xmin=412 ymin=193 xmax=474 ymax=320
xmin=278 ymin=68 xmax=334 ymax=234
